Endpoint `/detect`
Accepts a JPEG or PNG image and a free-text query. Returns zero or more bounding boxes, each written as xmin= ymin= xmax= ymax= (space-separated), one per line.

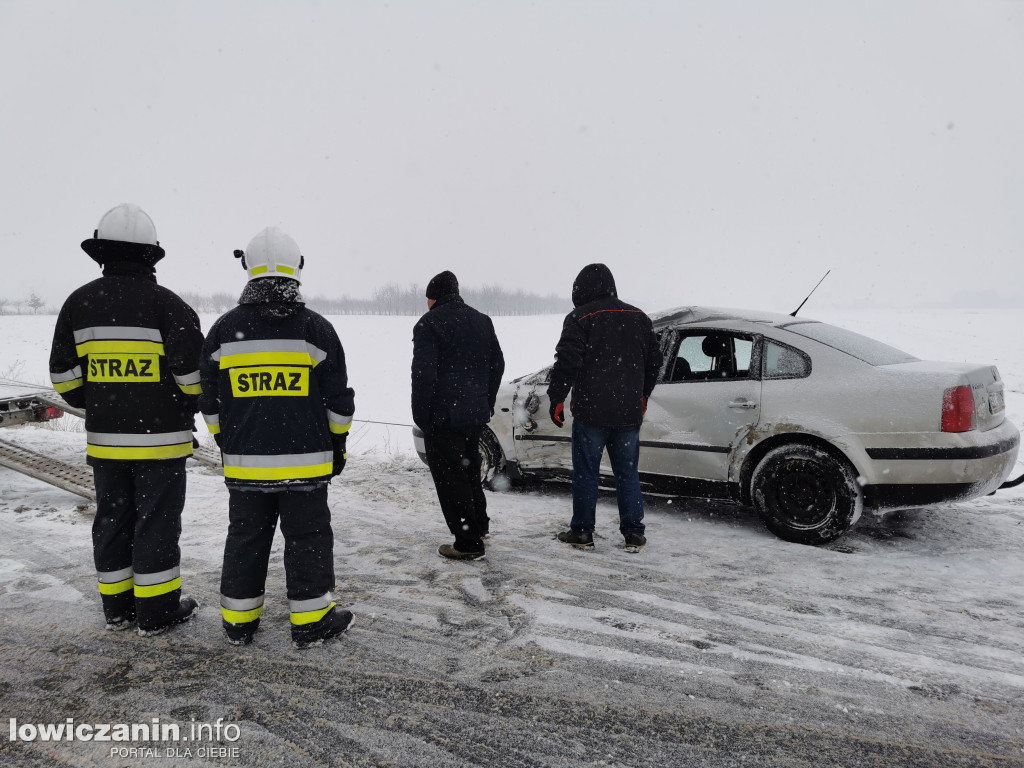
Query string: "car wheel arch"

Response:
xmin=737 ymin=433 xmax=858 ymax=506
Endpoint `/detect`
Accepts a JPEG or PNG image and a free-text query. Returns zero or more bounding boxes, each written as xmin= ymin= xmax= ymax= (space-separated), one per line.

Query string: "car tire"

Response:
xmin=479 ymin=428 xmax=507 ymax=490
xmin=751 ymin=443 xmax=862 ymax=545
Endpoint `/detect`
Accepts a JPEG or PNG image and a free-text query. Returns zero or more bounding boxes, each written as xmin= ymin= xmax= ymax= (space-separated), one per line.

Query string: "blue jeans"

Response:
xmin=570 ymin=420 xmax=645 ymax=537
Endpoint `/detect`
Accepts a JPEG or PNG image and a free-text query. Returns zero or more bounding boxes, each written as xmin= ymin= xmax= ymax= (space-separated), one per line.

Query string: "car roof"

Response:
xmin=650 ymin=306 xmax=809 ymax=330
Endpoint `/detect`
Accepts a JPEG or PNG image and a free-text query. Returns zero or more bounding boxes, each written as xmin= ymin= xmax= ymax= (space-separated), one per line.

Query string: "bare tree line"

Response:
xmin=180 ymin=283 xmax=569 ymax=316
xmin=1 ymin=284 xmax=568 ymax=317
xmin=0 ymin=292 xmax=51 ymax=315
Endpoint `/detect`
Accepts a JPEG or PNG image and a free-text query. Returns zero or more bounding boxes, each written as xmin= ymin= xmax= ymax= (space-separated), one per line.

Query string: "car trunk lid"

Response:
xmin=880 ymin=361 xmax=1006 ymax=432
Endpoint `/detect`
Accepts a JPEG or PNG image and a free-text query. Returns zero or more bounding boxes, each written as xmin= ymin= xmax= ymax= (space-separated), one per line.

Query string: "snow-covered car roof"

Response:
xmin=650 ymin=306 xmax=802 ymax=329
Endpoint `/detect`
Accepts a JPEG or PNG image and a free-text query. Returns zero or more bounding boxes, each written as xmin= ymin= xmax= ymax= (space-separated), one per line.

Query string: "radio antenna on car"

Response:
xmin=789 ymin=270 xmax=831 ymax=317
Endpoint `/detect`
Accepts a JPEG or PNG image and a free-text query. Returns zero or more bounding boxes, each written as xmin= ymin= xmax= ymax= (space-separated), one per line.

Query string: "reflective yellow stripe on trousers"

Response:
xmin=134 ymin=567 xmax=181 ymax=598
xmin=290 ymin=594 xmax=334 ymax=626
xmin=221 ymin=595 xmax=265 ymax=624
xmin=97 ymin=566 xmax=134 ymax=595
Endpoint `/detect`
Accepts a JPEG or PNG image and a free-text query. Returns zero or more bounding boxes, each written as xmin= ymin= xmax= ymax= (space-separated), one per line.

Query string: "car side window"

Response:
xmin=668 ymin=333 xmax=754 ymax=382
xmin=763 ymin=341 xmax=811 ymax=380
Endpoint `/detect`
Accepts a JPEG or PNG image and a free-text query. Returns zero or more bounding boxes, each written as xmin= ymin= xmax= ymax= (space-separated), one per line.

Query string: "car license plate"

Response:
xmin=989 ymin=390 xmax=1005 ymax=414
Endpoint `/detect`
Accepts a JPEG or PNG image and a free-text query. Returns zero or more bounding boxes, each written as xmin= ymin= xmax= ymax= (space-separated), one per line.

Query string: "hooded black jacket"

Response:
xmin=49 ymin=260 xmax=204 ymax=465
xmin=547 ymin=264 xmax=662 ymax=428
xmin=411 ymin=294 xmax=505 ymax=432
xmin=198 ymin=278 xmax=355 ymax=488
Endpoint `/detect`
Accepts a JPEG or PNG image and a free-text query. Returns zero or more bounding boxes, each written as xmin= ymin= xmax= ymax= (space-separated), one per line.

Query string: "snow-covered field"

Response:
xmin=2 ymin=308 xmax=1023 ymax=767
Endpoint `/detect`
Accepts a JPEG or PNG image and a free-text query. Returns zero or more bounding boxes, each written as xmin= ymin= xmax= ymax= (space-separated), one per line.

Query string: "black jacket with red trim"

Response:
xmin=48 ymin=261 xmax=204 ymax=464
xmin=547 ymin=264 xmax=662 ymax=428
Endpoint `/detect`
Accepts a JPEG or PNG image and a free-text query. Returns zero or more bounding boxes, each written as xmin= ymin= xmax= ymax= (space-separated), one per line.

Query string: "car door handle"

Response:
xmin=728 ymin=398 xmax=758 ymax=410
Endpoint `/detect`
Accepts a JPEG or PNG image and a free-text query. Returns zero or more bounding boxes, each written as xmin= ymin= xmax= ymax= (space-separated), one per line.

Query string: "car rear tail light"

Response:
xmin=941 ymin=386 xmax=975 ymax=432
xmin=36 ymin=406 xmax=64 ymax=422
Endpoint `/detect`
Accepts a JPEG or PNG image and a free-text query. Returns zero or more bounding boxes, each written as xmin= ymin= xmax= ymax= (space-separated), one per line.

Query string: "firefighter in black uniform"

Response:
xmin=49 ymin=203 xmax=203 ymax=635
xmin=199 ymin=227 xmax=356 ymax=649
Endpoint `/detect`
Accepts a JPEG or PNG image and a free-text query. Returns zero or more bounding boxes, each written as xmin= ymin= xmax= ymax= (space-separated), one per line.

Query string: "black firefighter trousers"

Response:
xmin=92 ymin=459 xmax=186 ymax=628
xmin=424 ymin=425 xmax=488 ymax=552
xmin=219 ymin=486 xmax=336 ymax=635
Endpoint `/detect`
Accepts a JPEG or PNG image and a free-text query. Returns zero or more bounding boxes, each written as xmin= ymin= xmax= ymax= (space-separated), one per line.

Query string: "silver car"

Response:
xmin=414 ymin=306 xmax=1021 ymax=544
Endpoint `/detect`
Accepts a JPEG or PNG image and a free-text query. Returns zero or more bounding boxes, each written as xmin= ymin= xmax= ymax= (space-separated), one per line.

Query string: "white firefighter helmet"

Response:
xmin=240 ymin=226 xmax=304 ymax=282
xmin=95 ymin=203 xmax=159 ymax=245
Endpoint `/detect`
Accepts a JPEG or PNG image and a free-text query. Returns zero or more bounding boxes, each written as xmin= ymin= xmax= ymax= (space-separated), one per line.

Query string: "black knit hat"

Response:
xmin=426 ymin=270 xmax=459 ymax=300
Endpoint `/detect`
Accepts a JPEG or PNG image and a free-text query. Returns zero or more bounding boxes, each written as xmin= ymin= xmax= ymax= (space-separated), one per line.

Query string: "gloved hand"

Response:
xmin=213 ymin=432 xmax=222 ymax=449
xmin=332 ymin=435 xmax=347 ymax=477
xmin=549 ymin=401 xmax=565 ymax=428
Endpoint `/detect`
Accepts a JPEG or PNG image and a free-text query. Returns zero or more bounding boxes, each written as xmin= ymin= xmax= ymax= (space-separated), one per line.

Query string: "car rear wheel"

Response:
xmin=479 ymin=428 xmax=507 ymax=490
xmin=751 ymin=443 xmax=861 ymax=544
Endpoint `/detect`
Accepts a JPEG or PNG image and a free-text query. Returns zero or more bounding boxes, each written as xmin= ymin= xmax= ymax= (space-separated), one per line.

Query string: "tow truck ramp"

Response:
xmin=0 ymin=380 xmax=221 ymax=499
xmin=0 ymin=438 xmax=96 ymax=501
xmin=0 ymin=439 xmax=221 ymax=503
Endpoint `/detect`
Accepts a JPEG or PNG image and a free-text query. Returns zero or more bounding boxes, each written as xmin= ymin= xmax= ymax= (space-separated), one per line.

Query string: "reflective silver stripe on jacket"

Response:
xmin=134 ymin=566 xmax=180 ymax=586
xmin=210 ymin=339 xmax=327 ymax=363
xmin=328 ymin=410 xmax=353 ymax=427
xmin=173 ymin=370 xmax=202 ymax=386
xmin=74 ymin=326 xmax=164 ymax=343
xmin=202 ymin=413 xmax=220 ymax=427
xmin=220 ymin=451 xmax=333 ymax=468
xmin=51 ymin=366 xmax=83 ymax=383
xmin=97 ymin=567 xmax=134 ymax=583
xmin=290 ymin=594 xmax=332 ymax=613
xmin=87 ymin=430 xmax=194 ymax=447
xmin=221 ymin=595 xmax=265 ymax=611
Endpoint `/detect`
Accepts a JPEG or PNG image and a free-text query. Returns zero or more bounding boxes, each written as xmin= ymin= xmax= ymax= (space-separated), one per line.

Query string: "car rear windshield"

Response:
xmin=779 ymin=321 xmax=918 ymax=366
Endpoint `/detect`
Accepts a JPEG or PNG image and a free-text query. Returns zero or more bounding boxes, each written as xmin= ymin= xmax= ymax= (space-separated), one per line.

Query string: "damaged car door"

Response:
xmin=640 ymin=329 xmax=761 ymax=498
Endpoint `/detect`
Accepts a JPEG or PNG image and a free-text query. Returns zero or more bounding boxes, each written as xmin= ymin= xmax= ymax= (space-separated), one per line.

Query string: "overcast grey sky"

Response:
xmin=2 ymin=1 xmax=1021 ymax=313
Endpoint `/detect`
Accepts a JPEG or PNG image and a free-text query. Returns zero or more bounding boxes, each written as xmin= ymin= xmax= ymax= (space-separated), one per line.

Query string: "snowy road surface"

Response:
xmin=2 ymin=431 xmax=1022 ymax=766
xmin=1 ymin=310 xmax=1023 ymax=766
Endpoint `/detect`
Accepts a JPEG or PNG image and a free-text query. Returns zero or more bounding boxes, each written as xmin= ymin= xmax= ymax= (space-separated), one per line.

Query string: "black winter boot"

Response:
xmin=224 ymin=618 xmax=260 ymax=646
xmin=138 ymin=597 xmax=199 ymax=637
xmin=105 ymin=611 xmax=137 ymax=631
xmin=292 ymin=606 xmax=354 ymax=650
xmin=623 ymin=533 xmax=647 ymax=551
xmin=557 ymin=530 xmax=594 ymax=549
xmin=437 ymin=544 xmax=486 ymax=561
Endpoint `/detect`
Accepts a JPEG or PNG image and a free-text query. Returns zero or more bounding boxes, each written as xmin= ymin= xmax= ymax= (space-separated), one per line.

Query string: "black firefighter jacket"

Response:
xmin=411 ymin=294 xmax=505 ymax=433
xmin=198 ymin=281 xmax=355 ymax=488
xmin=49 ymin=262 xmax=204 ymax=464
xmin=548 ymin=264 xmax=662 ymax=428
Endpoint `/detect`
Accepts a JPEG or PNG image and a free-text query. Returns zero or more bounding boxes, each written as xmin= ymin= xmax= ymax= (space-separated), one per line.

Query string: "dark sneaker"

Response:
xmin=137 ymin=597 xmax=199 ymax=637
xmin=105 ymin=613 xmax=137 ymax=631
xmin=224 ymin=618 xmax=259 ymax=646
xmin=438 ymin=544 xmax=486 ymax=561
xmin=557 ymin=530 xmax=594 ymax=549
xmin=292 ymin=606 xmax=354 ymax=650
xmin=623 ymin=534 xmax=647 ymax=551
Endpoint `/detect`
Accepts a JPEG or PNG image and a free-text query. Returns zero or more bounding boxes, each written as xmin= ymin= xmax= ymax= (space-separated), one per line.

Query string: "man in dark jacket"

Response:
xmin=49 ymin=203 xmax=203 ymax=635
xmin=412 ymin=271 xmax=505 ymax=560
xmin=547 ymin=263 xmax=662 ymax=551
xmin=199 ymin=227 xmax=356 ymax=648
